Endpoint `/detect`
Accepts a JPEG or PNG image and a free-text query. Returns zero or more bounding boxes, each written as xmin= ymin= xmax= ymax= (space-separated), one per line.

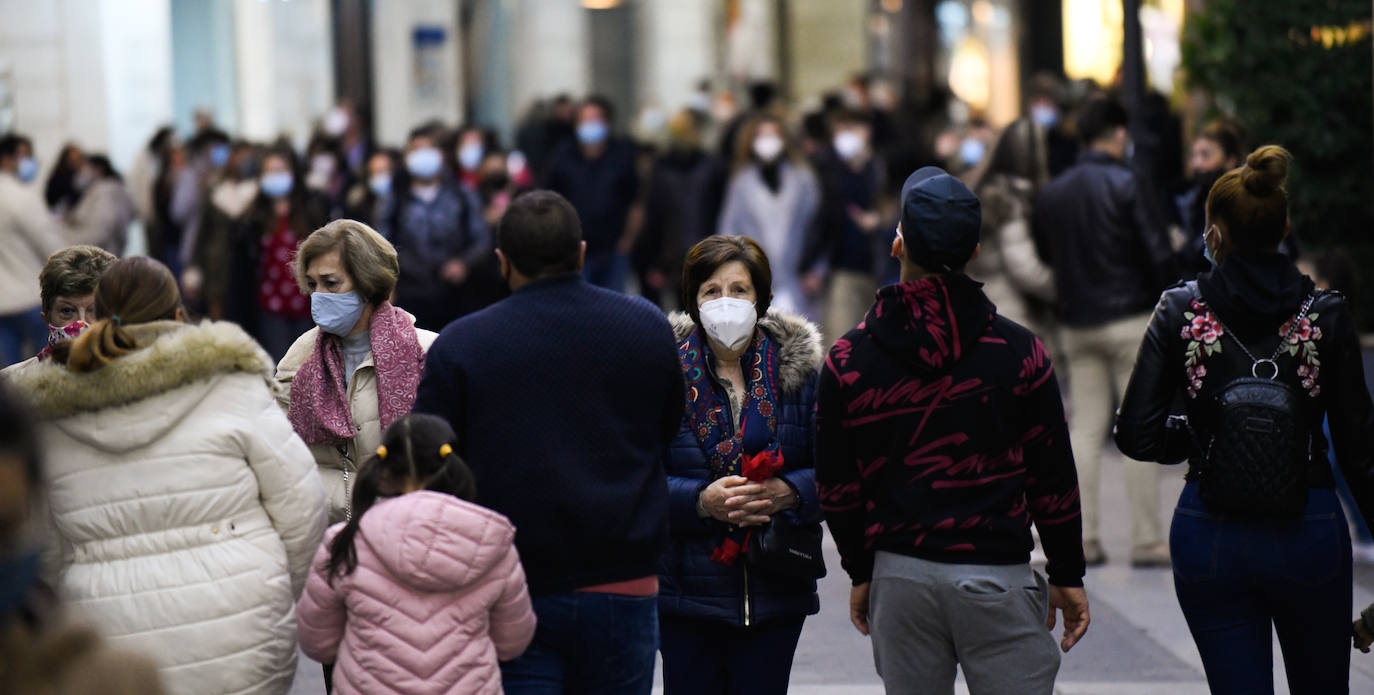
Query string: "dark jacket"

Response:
xmin=1114 ymin=252 xmax=1374 ymax=530
xmin=1035 ymin=150 xmax=1177 ymax=327
xmin=382 ymin=184 xmax=489 ymax=312
xmin=816 ymin=274 xmax=1086 ymax=588
xmin=412 ymin=273 xmax=683 ymax=596
xmin=810 ymin=150 xmax=885 ymax=275
xmin=659 ymin=310 xmax=823 ymax=625
xmin=638 ymin=148 xmax=725 ymax=286
xmin=544 ymin=139 xmax=639 ymax=254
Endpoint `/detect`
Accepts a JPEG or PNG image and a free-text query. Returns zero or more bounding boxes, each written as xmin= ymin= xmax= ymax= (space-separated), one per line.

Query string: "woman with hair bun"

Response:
xmin=1116 ymin=146 xmax=1374 ymax=692
xmin=6 ymin=256 xmax=328 ymax=695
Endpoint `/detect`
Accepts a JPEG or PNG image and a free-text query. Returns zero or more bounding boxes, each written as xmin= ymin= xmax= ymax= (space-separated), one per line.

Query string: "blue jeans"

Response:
xmin=1326 ymin=417 xmax=1372 ymax=543
xmin=501 ymin=592 xmax=658 ymax=695
xmin=659 ymin=615 xmax=805 ymax=695
xmin=0 ymin=307 xmax=47 ymax=367
xmin=582 ymin=252 xmax=630 ymax=294
xmin=1171 ymin=481 xmax=1352 ymax=694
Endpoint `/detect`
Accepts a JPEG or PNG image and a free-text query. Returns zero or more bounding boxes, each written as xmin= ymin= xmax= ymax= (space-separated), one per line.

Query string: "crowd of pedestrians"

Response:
xmin=1 ymin=69 xmax=1373 ymax=695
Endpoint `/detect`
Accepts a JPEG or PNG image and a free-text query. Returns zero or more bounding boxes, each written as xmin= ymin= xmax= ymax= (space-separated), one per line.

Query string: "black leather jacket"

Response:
xmin=1115 ymin=266 xmax=1374 ymax=529
xmin=1035 ymin=151 xmax=1177 ymax=326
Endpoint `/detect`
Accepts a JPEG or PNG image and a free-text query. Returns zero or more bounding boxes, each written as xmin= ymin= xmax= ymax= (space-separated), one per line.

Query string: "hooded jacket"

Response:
xmin=660 ymin=309 xmax=823 ymax=625
xmin=297 ymin=491 xmax=535 ymax=695
xmin=1115 ymin=252 xmax=1374 ymax=529
xmin=816 ymin=275 xmax=1085 ymax=587
xmin=6 ymin=320 xmax=328 ymax=695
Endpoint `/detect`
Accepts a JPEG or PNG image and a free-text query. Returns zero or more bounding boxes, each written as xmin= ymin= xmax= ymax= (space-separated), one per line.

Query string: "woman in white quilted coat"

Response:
xmin=7 ymin=256 xmax=328 ymax=695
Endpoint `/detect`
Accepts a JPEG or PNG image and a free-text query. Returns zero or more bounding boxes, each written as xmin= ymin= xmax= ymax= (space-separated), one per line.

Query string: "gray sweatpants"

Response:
xmin=870 ymin=552 xmax=1061 ymax=695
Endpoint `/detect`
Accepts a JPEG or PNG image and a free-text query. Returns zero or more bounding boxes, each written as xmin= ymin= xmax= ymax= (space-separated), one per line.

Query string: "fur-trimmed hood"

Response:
xmin=668 ymin=309 xmax=823 ymax=395
xmin=8 ymin=320 xmax=275 ymax=452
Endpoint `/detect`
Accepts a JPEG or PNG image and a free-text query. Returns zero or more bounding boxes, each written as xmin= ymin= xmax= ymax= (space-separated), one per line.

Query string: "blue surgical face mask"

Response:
xmin=458 ymin=143 xmax=484 ymax=171
xmin=16 ymin=157 xmax=38 ymax=183
xmin=260 ymin=171 xmax=294 ymax=198
xmin=311 ymin=290 xmax=367 ymax=336
xmin=406 ymin=146 xmax=443 ymax=179
xmin=209 ymin=143 xmax=231 ymax=168
xmin=369 ymin=172 xmax=392 ymax=197
xmin=577 ymin=120 xmax=609 ymax=146
xmin=1202 ymin=226 xmax=1216 ymax=265
xmin=1030 ymin=104 xmax=1059 ymax=129
xmin=0 ymin=550 xmax=40 ymax=619
xmin=959 ymin=138 xmax=986 ymax=168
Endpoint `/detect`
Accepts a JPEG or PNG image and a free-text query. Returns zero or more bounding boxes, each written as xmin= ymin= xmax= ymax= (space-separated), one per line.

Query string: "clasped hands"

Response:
xmin=698 ymin=475 xmax=797 ymax=527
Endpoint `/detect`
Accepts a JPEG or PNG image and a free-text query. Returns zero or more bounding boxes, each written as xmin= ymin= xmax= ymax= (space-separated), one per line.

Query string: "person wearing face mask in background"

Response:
xmin=189 ymin=141 xmax=262 ymax=321
xmin=805 ymin=109 xmax=888 ymax=346
xmin=65 ymin=155 xmax=135 ymax=255
xmin=544 ymin=96 xmax=643 ymax=294
xmin=639 ymin=110 xmax=727 ymax=310
xmin=1034 ymin=96 xmax=1177 ymax=568
xmin=1 ymin=244 xmax=116 ymax=379
xmin=162 ymin=129 xmax=229 ymax=281
xmin=246 ymin=146 xmax=330 ymax=360
xmin=0 ymin=382 xmax=168 ymax=695
xmin=344 ymin=149 xmax=403 ymax=231
xmin=383 ymin=126 xmax=490 ymax=330
xmin=276 ymin=219 xmax=437 ymax=526
xmin=717 ymin=116 xmax=821 ymax=318
xmin=304 ymin=136 xmax=351 ymax=220
xmin=1023 ymin=73 xmax=1079 ymax=179
xmin=0 ymin=133 xmax=66 ymax=367
xmin=657 ymin=234 xmax=824 ymax=695
xmin=452 ymin=126 xmax=492 ymax=192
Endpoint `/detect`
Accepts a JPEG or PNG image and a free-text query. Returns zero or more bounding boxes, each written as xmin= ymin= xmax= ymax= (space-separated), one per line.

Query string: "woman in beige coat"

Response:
xmin=276 ymin=219 xmax=437 ymax=523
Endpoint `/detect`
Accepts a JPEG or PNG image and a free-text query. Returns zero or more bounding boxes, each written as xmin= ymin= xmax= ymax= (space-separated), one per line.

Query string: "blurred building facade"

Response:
xmin=0 ymin=0 xmax=1186 ymax=173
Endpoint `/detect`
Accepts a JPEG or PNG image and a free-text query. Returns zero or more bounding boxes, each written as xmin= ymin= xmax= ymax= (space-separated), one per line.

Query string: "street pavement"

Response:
xmin=288 ymin=447 xmax=1374 ymax=694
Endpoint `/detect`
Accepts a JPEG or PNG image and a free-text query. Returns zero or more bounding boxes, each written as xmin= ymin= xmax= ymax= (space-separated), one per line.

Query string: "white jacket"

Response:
xmin=9 ymin=320 xmax=328 ymax=695
xmin=0 ymin=172 xmax=65 ymax=314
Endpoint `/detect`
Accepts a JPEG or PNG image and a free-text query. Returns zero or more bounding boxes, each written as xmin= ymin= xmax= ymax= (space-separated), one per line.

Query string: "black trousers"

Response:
xmin=659 ymin=614 xmax=805 ymax=695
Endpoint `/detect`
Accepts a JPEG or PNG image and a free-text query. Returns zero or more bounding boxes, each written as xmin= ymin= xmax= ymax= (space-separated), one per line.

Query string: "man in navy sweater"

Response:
xmin=816 ymin=167 xmax=1089 ymax=695
xmin=413 ymin=190 xmax=683 ymax=694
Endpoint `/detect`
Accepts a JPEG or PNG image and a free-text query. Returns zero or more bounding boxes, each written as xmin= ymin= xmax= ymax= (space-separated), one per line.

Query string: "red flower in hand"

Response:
xmin=742 ymin=450 xmax=784 ymax=482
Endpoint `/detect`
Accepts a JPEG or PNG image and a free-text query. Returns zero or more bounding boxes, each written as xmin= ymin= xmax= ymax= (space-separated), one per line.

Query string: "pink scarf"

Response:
xmin=288 ymin=303 xmax=425 ymax=446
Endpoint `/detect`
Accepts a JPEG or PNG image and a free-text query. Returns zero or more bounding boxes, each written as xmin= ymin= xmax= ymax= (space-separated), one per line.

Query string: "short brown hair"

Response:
xmin=39 ymin=245 xmax=118 ymax=316
xmin=680 ymin=235 xmax=773 ymax=326
xmin=56 ymin=256 xmax=181 ymax=372
xmin=1206 ymin=145 xmax=1291 ymax=262
xmin=294 ymin=219 xmax=399 ymax=306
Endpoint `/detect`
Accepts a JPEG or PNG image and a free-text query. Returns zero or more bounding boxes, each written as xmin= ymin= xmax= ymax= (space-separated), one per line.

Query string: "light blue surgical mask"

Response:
xmin=406 ymin=147 xmax=443 ymax=179
xmin=458 ymin=143 xmax=484 ymax=171
xmin=1202 ymin=226 xmax=1216 ymax=265
xmin=368 ymin=173 xmax=392 ymax=197
xmin=577 ymin=120 xmax=608 ymax=146
xmin=1030 ymin=104 xmax=1059 ymax=130
xmin=16 ymin=156 xmax=38 ymax=183
xmin=209 ymin=143 xmax=231 ymax=168
xmin=260 ymin=171 xmax=294 ymax=198
xmin=311 ymin=290 xmax=367 ymax=336
xmin=958 ymin=137 xmax=985 ymax=168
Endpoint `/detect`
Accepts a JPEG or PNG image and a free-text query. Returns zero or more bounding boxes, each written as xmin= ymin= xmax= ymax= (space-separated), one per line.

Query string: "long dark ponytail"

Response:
xmin=325 ymin=414 xmax=477 ymax=580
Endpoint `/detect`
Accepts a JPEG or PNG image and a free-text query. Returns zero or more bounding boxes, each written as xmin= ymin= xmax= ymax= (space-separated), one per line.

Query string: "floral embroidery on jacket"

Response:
xmin=1180 ymin=297 xmax=1224 ymax=398
xmin=1279 ymin=309 xmax=1323 ymax=397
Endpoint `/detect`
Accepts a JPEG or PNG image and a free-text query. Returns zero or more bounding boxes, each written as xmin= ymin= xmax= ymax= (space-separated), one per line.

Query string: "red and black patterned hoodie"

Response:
xmin=815 ymin=274 xmax=1085 ymax=587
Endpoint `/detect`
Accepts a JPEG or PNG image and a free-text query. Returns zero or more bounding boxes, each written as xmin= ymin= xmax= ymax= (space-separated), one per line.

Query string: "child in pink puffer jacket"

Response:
xmin=297 ymin=414 xmax=535 ymax=695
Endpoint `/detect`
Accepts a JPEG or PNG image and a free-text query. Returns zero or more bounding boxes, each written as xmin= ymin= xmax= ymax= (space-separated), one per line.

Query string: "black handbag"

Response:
xmin=746 ymin=520 xmax=826 ymax=579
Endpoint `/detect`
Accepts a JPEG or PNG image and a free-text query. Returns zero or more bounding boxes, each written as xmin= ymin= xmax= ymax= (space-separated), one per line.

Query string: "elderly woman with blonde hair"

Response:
xmin=277 ymin=219 xmax=439 ymax=524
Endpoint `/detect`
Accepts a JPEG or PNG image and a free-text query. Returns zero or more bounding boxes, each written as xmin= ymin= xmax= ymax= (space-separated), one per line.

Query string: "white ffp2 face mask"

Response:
xmin=699 ymin=297 xmax=758 ymax=352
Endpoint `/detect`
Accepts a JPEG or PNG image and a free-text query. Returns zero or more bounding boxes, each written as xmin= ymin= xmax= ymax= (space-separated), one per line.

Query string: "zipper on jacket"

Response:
xmin=743 ymin=564 xmax=752 ymax=626
xmin=339 ymin=444 xmax=354 ymax=521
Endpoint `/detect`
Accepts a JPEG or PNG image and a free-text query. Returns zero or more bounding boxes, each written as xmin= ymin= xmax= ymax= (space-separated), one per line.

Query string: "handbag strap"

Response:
xmin=1191 ymin=283 xmax=1318 ymax=380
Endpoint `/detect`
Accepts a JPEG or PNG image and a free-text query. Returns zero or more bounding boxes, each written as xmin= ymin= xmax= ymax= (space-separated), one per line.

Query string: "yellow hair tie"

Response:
xmin=439 ymin=444 xmax=453 ymax=458
xmin=376 ymin=446 xmax=388 ymax=460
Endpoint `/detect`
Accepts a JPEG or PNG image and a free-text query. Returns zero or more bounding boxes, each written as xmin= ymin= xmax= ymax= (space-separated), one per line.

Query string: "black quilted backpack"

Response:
xmin=1193 ymin=289 xmax=1319 ymax=519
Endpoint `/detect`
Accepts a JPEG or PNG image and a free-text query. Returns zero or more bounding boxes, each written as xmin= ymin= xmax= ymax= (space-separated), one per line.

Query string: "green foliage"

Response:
xmin=1183 ymin=0 xmax=1374 ymax=326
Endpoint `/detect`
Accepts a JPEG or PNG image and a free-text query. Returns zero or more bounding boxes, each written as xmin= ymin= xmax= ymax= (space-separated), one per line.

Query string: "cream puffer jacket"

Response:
xmin=275 ymin=317 xmax=438 ymax=524
xmin=9 ymin=320 xmax=328 ymax=695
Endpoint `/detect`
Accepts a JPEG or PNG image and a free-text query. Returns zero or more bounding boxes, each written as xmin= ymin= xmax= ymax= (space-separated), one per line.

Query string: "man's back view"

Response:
xmin=1034 ymin=96 xmax=1176 ymax=567
xmin=817 ymin=167 xmax=1088 ymax=695
xmin=414 ymin=191 xmax=683 ymax=694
